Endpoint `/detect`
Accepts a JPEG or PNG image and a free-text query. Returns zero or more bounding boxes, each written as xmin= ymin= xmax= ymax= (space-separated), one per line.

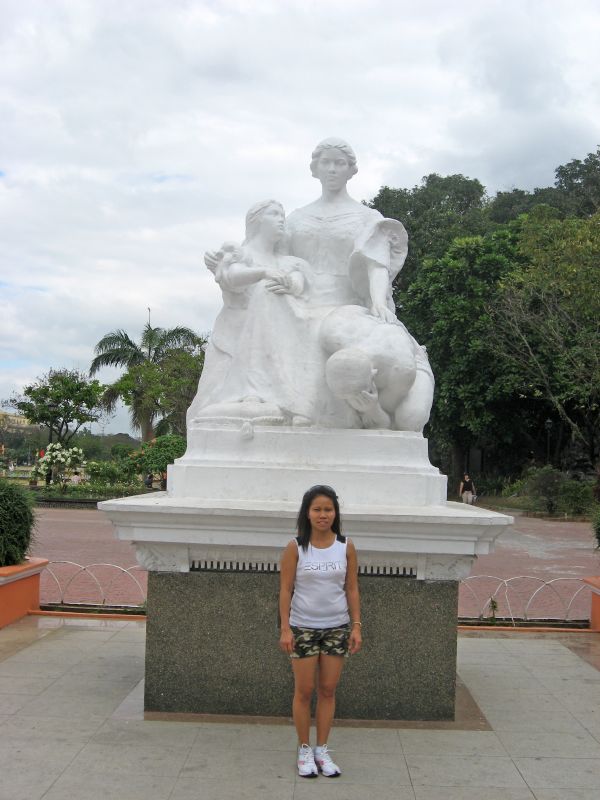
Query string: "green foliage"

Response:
xmin=524 ymin=466 xmax=564 ymax=514
xmin=486 ymin=187 xmax=567 ymax=224
xmin=35 ymin=481 xmax=146 ymax=500
xmin=492 ymin=208 xmax=600 ymax=466
xmin=71 ymin=431 xmax=139 ymax=462
xmin=85 ymin=459 xmax=137 ymax=486
xmin=369 ymin=173 xmax=489 ymax=290
xmin=592 ymin=506 xmax=600 ymax=549
xmin=501 ymin=477 xmax=527 ymax=498
xmin=474 ymin=476 xmax=506 ymax=496
xmin=397 ymin=225 xmax=529 ymax=478
xmin=0 ymin=479 xmax=35 ymax=567
xmin=131 ymin=434 xmax=187 ymax=475
xmin=554 ymin=146 xmax=600 ymax=217
xmin=110 ymin=442 xmax=136 ymax=460
xmin=0 ymin=422 xmax=46 ymax=466
xmin=4 ymin=369 xmax=106 ymax=446
xmin=557 ymin=480 xmax=594 ymax=516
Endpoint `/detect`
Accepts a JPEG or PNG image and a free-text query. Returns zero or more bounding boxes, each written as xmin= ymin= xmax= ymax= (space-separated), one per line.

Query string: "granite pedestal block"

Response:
xmin=144 ymin=569 xmax=458 ymax=720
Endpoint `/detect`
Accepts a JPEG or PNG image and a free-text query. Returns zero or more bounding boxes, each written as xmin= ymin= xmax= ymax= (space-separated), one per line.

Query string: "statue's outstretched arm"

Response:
xmin=367 ymin=263 xmax=398 ymax=325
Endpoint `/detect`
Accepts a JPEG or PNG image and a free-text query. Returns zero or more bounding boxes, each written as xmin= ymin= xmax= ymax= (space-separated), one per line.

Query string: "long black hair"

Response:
xmin=296 ymin=484 xmax=345 ymax=552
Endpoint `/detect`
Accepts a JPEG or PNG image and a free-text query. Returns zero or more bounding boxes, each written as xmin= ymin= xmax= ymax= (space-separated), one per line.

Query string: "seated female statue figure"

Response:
xmin=286 ymin=137 xmax=407 ymax=322
xmin=187 ymin=199 xmax=318 ymax=426
xmin=284 ymin=137 xmax=433 ymax=429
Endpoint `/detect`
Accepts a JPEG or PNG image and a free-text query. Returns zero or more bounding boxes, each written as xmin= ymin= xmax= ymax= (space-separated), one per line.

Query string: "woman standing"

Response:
xmin=279 ymin=485 xmax=362 ymax=778
xmin=459 ymin=473 xmax=476 ymax=504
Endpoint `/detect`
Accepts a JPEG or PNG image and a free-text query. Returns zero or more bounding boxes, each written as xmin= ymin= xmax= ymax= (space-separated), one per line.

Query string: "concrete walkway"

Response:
xmin=1 ymin=616 xmax=600 ymax=799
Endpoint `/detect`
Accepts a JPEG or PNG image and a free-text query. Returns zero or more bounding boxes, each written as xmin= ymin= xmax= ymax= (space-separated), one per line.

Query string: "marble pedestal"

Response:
xmin=99 ymin=423 xmax=511 ymax=720
xmin=144 ymin=570 xmax=458 ymax=719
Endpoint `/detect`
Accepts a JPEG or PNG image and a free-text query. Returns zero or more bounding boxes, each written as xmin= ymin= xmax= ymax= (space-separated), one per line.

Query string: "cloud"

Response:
xmin=1 ymin=0 xmax=600 ymax=431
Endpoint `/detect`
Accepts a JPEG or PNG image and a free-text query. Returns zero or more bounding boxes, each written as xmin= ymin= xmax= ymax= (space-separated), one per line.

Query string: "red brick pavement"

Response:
xmin=31 ymin=508 xmax=147 ymax=606
xmin=30 ymin=507 xmax=598 ymax=619
xmin=460 ymin=509 xmax=598 ymax=621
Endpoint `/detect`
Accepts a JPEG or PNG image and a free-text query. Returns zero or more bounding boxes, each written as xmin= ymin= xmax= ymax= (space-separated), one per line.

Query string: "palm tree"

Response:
xmin=90 ymin=324 xmax=204 ymax=441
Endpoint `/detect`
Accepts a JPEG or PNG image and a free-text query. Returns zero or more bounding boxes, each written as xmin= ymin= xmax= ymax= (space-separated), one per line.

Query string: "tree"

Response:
xmin=554 ymin=146 xmax=600 ymax=217
xmin=369 ymin=173 xmax=489 ymax=290
xmin=492 ymin=207 xmax=600 ymax=467
xmin=4 ymin=369 xmax=105 ymax=446
xmin=90 ymin=324 xmax=206 ymax=441
xmin=131 ymin=434 xmax=187 ymax=475
xmin=486 ymin=186 xmax=567 ymax=224
xmin=398 ymin=226 xmax=533 ymax=481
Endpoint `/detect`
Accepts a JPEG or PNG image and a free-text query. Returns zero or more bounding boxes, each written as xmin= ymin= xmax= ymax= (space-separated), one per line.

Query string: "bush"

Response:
xmin=501 ymin=477 xmax=526 ymax=498
xmin=525 ymin=466 xmax=564 ymax=514
xmin=35 ymin=481 xmax=147 ymax=501
xmin=558 ymin=480 xmax=594 ymax=516
xmin=0 ymin=479 xmax=35 ymax=566
xmin=592 ymin=506 xmax=600 ymax=549
xmin=523 ymin=467 xmax=595 ymax=516
xmin=474 ymin=476 xmax=505 ymax=496
xmin=131 ymin=434 xmax=186 ymax=475
xmin=86 ymin=459 xmax=137 ymax=486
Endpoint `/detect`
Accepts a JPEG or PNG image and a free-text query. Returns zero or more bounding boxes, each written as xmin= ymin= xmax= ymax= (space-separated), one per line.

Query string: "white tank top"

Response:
xmin=289 ymin=537 xmax=350 ymax=629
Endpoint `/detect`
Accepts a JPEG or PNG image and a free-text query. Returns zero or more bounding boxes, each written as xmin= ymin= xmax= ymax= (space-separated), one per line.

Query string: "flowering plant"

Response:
xmin=32 ymin=443 xmax=86 ymax=490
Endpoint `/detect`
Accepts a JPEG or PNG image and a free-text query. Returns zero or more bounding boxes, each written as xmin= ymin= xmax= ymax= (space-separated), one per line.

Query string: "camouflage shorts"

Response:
xmin=290 ymin=625 xmax=350 ymax=659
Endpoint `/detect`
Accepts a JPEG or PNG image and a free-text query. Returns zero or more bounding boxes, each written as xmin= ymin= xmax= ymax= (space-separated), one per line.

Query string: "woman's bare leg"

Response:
xmin=291 ymin=657 xmax=318 ymax=744
xmin=315 ymin=654 xmax=345 ymax=745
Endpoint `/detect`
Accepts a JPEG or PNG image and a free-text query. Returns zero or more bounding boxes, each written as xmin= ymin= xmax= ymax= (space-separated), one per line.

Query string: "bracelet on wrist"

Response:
xmin=352 ymin=621 xmax=362 ymax=627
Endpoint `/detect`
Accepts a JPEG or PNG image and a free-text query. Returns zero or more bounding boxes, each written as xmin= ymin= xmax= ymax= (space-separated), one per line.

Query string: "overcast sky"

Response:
xmin=1 ymin=0 xmax=599 ymax=435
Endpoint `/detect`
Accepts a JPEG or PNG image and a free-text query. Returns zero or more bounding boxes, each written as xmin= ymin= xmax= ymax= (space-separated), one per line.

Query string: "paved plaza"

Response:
xmin=1 ymin=615 xmax=600 ymax=799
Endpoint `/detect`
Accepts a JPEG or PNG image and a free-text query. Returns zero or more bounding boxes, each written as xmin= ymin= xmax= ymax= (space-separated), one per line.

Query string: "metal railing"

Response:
xmin=459 ymin=575 xmax=592 ymax=625
xmin=39 ymin=562 xmax=593 ymax=624
xmin=42 ymin=561 xmax=146 ymax=608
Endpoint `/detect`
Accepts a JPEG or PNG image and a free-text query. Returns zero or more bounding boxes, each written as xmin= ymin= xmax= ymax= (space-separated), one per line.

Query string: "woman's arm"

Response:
xmin=345 ymin=539 xmax=362 ymax=655
xmin=279 ymin=541 xmax=298 ymax=655
xmin=367 ymin=263 xmax=398 ymax=324
xmin=221 ymin=261 xmax=271 ymax=291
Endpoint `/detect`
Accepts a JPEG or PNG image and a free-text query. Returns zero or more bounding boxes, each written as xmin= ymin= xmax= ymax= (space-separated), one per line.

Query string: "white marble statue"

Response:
xmin=187 ymin=138 xmax=434 ymax=431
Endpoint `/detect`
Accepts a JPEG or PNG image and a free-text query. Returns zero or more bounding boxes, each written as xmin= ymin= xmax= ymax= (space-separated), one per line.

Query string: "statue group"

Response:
xmin=187 ymin=138 xmax=434 ymax=432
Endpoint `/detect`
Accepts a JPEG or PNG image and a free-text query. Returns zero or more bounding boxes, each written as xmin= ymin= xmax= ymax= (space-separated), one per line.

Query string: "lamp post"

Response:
xmin=544 ymin=418 xmax=553 ymax=464
xmin=45 ymin=403 xmax=58 ymax=485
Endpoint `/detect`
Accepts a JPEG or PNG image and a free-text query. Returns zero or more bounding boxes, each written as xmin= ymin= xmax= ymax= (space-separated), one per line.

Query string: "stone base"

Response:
xmin=144 ymin=569 xmax=458 ymax=720
xmin=170 ymin=424 xmax=447 ymax=507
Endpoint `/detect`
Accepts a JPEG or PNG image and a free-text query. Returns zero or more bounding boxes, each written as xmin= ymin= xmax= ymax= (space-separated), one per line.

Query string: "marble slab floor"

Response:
xmin=1 ymin=616 xmax=600 ymax=800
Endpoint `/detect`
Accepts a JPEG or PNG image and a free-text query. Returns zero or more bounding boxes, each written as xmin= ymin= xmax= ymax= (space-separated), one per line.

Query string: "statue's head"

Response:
xmin=244 ymin=199 xmax=285 ymax=243
xmin=325 ymin=348 xmax=373 ymax=399
xmin=310 ymin=137 xmax=358 ymax=179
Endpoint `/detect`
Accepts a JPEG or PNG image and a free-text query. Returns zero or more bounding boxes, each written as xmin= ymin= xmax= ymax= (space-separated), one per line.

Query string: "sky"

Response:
xmin=1 ymin=0 xmax=600 ymax=435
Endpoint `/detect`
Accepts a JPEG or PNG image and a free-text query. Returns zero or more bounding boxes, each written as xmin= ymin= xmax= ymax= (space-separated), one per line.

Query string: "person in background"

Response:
xmin=459 ymin=473 xmax=476 ymax=504
xmin=70 ymin=471 xmax=82 ymax=485
xmin=144 ymin=473 xmax=154 ymax=489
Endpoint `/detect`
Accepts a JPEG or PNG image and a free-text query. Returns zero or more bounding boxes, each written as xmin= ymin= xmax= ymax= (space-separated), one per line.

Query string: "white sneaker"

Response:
xmin=314 ymin=744 xmax=341 ymax=777
xmin=297 ymin=744 xmax=318 ymax=778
